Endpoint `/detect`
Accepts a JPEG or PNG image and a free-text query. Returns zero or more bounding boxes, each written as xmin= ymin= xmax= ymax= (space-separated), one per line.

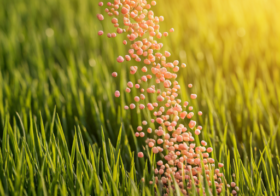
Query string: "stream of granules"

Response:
xmin=97 ymin=0 xmax=238 ymax=195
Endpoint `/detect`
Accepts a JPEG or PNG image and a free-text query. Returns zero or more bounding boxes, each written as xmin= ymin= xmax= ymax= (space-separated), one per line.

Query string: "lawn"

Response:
xmin=0 ymin=0 xmax=280 ymax=195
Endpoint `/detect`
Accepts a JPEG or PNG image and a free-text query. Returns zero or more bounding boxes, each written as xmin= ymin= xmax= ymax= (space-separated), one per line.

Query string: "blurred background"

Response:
xmin=1 ymin=0 xmax=280 ymax=193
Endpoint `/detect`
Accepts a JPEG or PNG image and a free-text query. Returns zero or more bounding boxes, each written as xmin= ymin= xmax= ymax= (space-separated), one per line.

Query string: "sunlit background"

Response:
xmin=1 ymin=0 xmax=280 ymax=194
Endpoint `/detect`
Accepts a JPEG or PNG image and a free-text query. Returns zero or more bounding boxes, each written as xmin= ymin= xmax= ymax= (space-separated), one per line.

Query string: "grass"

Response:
xmin=0 ymin=0 xmax=280 ymax=195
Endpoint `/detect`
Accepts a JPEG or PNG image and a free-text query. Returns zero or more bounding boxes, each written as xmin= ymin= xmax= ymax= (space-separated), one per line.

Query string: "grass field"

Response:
xmin=1 ymin=0 xmax=280 ymax=195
